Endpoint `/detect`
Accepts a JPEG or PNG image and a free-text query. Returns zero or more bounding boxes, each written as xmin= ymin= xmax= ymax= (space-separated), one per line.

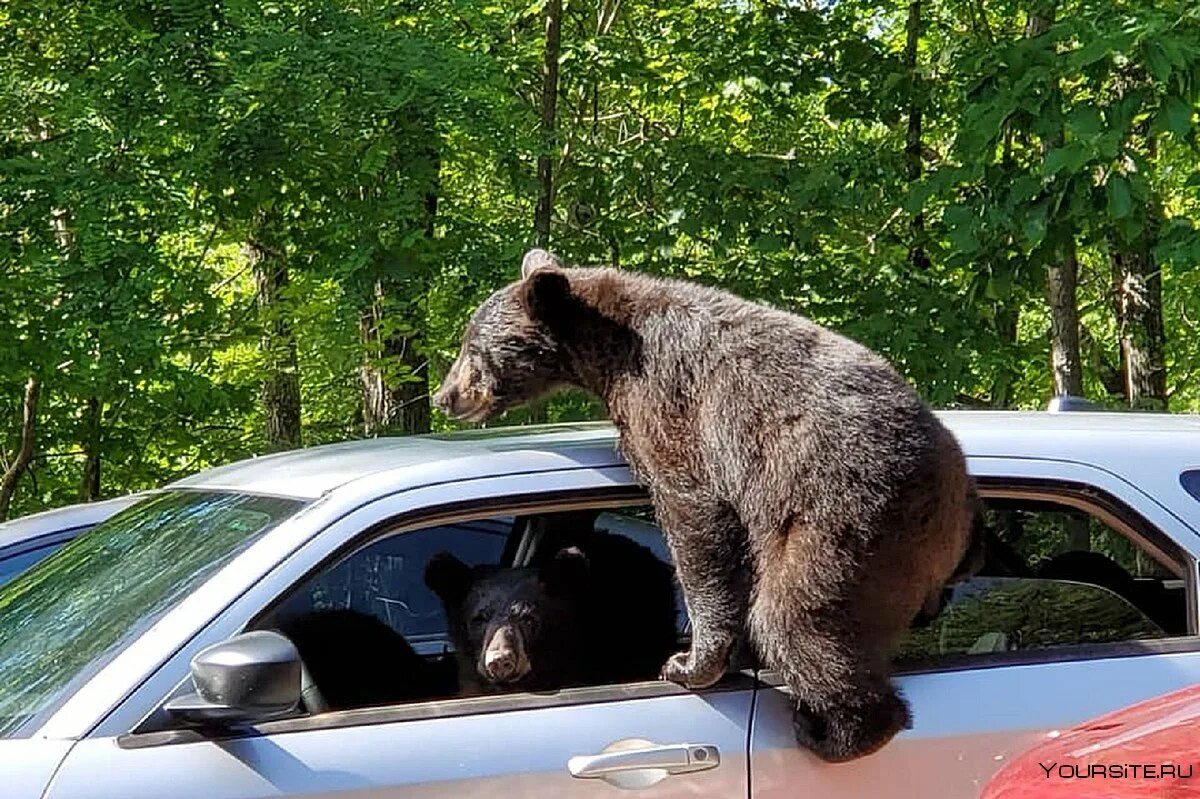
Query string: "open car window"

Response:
xmin=898 ymin=489 xmax=1191 ymax=668
xmin=267 ymin=517 xmax=512 ymax=656
xmin=254 ymin=502 xmax=687 ymax=714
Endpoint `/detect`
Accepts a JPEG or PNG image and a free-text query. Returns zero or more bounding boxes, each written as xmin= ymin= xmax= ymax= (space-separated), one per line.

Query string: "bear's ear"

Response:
xmin=540 ymin=545 xmax=590 ymax=598
xmin=520 ymin=267 xmax=572 ymax=325
xmin=520 ymin=248 xmax=564 ymax=279
xmin=519 ymin=249 xmax=572 ymax=324
xmin=425 ymin=552 xmax=472 ymax=604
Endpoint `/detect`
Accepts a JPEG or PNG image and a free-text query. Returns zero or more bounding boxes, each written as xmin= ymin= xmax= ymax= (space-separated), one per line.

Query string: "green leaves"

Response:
xmin=1161 ymin=96 xmax=1194 ymax=137
xmin=1107 ymin=175 xmax=1133 ymax=220
xmin=2 ymin=0 xmax=1200 ymax=518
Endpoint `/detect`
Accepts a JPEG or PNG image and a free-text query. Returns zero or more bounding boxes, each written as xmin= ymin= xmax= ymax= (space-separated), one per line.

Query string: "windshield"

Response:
xmin=0 ymin=490 xmax=304 ymax=738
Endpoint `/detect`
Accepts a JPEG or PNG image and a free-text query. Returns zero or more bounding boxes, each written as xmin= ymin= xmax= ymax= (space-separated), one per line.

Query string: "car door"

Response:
xmin=46 ymin=478 xmax=752 ymax=799
xmin=750 ymin=457 xmax=1200 ymax=798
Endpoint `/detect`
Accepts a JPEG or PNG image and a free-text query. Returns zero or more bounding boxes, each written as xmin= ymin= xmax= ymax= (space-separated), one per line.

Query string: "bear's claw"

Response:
xmin=660 ymin=650 xmax=724 ymax=690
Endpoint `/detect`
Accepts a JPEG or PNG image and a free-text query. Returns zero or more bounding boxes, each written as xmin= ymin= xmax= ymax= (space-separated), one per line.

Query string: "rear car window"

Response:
xmin=0 ymin=542 xmax=71 ymax=589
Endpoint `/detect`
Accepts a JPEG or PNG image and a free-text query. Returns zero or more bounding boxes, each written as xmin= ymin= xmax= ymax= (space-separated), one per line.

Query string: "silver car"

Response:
xmin=1 ymin=411 xmax=1199 ymax=798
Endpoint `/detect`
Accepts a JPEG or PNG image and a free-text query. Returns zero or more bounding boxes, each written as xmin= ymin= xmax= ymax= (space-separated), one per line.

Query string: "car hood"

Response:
xmin=0 ymin=738 xmax=74 ymax=799
xmin=981 ymin=683 xmax=1200 ymax=799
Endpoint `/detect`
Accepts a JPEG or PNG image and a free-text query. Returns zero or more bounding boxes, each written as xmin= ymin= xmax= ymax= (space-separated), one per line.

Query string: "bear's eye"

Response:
xmin=470 ymin=611 xmax=488 ymax=627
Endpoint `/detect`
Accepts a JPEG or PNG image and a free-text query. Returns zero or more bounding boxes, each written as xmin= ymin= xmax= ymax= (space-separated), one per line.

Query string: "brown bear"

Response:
xmin=424 ymin=527 xmax=678 ymax=694
xmin=432 ymin=249 xmax=978 ymax=761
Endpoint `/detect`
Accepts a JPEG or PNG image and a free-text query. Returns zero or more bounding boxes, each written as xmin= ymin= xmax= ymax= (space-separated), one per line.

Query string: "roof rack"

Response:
xmin=1046 ymin=395 xmax=1102 ymax=413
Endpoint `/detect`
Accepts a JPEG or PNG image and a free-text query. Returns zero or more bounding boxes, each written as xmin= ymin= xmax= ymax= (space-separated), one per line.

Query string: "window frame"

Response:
xmin=756 ymin=477 xmax=1200 ymax=689
xmin=120 ymin=484 xmax=754 ymax=749
xmin=120 ymin=473 xmax=1199 ymax=746
xmin=893 ymin=475 xmax=1199 ymax=675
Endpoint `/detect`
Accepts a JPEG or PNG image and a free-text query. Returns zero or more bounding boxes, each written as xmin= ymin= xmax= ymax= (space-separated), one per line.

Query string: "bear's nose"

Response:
xmin=482 ymin=624 xmax=528 ymax=683
xmin=485 ymin=648 xmax=517 ymax=681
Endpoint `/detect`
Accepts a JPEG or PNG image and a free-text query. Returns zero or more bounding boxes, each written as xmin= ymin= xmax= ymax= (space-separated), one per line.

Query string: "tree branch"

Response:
xmin=0 ymin=378 xmax=42 ymax=521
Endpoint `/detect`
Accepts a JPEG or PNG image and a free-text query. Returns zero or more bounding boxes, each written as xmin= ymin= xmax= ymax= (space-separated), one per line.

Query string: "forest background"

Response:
xmin=1 ymin=0 xmax=1198 ymax=519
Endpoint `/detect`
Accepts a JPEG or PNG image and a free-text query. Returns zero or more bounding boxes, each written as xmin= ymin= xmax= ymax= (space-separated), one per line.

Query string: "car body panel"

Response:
xmin=167 ymin=423 xmax=622 ymax=500
xmin=48 ymin=468 xmax=747 ymax=799
xmin=0 ymin=739 xmax=75 ymax=799
xmin=752 ymin=649 xmax=1200 ymax=798
xmin=750 ymin=454 xmax=1200 ymax=798
xmin=49 ymin=691 xmax=752 ymax=799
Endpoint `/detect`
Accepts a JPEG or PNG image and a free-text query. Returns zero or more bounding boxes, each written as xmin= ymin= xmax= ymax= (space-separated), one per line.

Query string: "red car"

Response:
xmin=982 ymin=682 xmax=1200 ymax=799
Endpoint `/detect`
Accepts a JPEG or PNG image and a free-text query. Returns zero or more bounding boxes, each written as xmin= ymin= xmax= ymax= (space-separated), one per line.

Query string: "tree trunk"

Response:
xmin=524 ymin=0 xmax=563 ymax=426
xmin=1111 ymin=226 xmax=1167 ymax=410
xmin=903 ymin=0 xmax=930 ymax=270
xmin=1065 ymin=516 xmax=1091 ymax=552
xmin=1027 ymin=5 xmax=1085 ymax=399
xmin=248 ymin=226 xmax=302 ymax=452
xmin=1047 ymin=244 xmax=1084 ymax=396
xmin=534 ymin=0 xmax=562 ymax=249
xmin=0 ymin=379 xmax=40 ymax=521
xmin=359 ymin=287 xmax=432 ymax=437
xmin=1107 ymin=78 xmax=1167 ymax=411
xmin=990 ymin=304 xmax=1019 ymax=407
xmin=359 ymin=125 xmax=438 ymax=437
xmin=79 ymin=396 xmax=102 ymax=501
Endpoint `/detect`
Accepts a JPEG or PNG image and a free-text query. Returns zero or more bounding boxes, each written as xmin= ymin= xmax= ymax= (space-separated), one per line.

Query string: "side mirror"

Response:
xmin=165 ymin=630 xmax=302 ymax=726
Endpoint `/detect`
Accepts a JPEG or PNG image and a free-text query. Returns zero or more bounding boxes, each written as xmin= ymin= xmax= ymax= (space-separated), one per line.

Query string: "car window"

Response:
xmin=0 ymin=491 xmax=303 ymax=738
xmin=1182 ymin=470 xmax=1200 ymax=504
xmin=0 ymin=541 xmax=72 ymax=589
xmin=269 ymin=517 xmax=513 ymax=655
xmin=899 ymin=577 xmax=1166 ymax=659
xmin=258 ymin=502 xmax=685 ymax=712
xmin=899 ymin=495 xmax=1187 ymax=664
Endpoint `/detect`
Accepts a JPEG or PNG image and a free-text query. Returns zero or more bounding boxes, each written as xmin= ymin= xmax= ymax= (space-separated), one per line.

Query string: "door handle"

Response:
xmin=568 ymin=742 xmax=720 ymax=779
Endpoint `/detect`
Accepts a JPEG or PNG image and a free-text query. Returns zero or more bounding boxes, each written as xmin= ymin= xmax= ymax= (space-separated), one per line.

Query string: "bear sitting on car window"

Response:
xmin=425 ymin=528 xmax=678 ymax=695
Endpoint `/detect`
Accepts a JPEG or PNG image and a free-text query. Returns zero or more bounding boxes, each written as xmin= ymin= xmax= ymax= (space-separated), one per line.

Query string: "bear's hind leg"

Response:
xmin=657 ymin=499 xmax=751 ymax=690
xmin=791 ymin=680 xmax=911 ymax=763
xmin=754 ymin=599 xmax=910 ymax=762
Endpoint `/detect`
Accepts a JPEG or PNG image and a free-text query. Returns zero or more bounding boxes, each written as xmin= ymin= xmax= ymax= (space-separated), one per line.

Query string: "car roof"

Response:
xmin=167 ymin=422 xmax=624 ymax=500
xmin=164 ymin=411 xmax=1200 ymax=501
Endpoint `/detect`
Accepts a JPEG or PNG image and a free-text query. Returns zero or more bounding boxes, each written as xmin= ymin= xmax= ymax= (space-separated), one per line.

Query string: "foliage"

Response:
xmin=0 ymin=0 xmax=1197 ymax=517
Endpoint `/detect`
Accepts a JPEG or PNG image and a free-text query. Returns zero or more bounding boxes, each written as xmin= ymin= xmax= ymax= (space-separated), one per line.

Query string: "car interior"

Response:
xmin=901 ymin=497 xmax=1188 ymax=661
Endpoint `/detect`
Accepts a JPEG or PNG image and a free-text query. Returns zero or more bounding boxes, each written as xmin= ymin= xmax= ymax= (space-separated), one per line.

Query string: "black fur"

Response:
xmin=425 ymin=528 xmax=678 ymax=693
xmin=274 ymin=608 xmax=457 ymax=710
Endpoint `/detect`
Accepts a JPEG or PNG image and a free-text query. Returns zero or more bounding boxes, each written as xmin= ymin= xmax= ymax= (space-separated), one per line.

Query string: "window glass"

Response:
xmin=0 ymin=491 xmax=302 ymax=738
xmin=271 ymin=517 xmax=512 ymax=655
xmin=900 ymin=577 xmax=1166 ymax=659
xmin=0 ymin=542 xmax=71 ymax=589
xmin=900 ymin=496 xmax=1185 ymax=663
xmin=1182 ymin=470 xmax=1200 ymax=504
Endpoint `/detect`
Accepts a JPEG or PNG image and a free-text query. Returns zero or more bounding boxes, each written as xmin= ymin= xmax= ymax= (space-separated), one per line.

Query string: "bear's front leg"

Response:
xmin=656 ymin=500 xmax=751 ymax=690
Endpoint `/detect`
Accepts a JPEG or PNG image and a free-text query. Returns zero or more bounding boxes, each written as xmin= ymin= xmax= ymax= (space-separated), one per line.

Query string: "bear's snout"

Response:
xmin=481 ymin=623 xmax=530 ymax=684
xmin=433 ymin=360 xmax=495 ymax=422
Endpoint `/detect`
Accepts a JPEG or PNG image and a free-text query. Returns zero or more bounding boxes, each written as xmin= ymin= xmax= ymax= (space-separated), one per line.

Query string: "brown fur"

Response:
xmin=433 ymin=250 xmax=976 ymax=761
